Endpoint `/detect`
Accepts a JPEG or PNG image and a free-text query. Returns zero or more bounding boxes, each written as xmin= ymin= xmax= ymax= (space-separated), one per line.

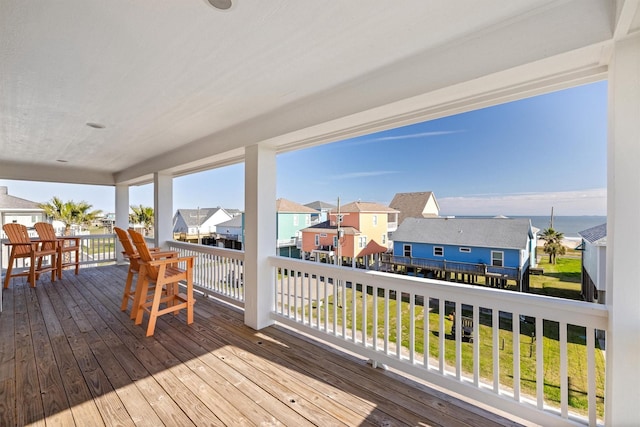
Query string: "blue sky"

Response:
xmin=1 ymin=81 xmax=607 ymax=216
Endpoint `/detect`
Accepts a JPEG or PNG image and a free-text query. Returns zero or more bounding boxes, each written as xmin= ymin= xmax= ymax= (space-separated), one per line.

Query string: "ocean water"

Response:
xmin=520 ymin=216 xmax=606 ymax=238
xmin=453 ymin=215 xmax=607 ymax=238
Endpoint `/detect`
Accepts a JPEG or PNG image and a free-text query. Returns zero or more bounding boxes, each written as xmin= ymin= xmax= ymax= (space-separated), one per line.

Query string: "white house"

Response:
xmin=0 ymin=186 xmax=46 ymax=233
xmin=578 ymin=223 xmax=607 ymax=304
xmin=173 ymin=207 xmax=233 ymax=237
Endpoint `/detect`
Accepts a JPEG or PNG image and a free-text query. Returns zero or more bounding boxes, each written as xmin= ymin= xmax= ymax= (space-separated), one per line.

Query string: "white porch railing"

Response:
xmin=1 ymin=233 xmax=117 ymax=272
xmin=269 ymin=256 xmax=608 ymax=427
xmin=167 ymin=240 xmax=245 ymax=307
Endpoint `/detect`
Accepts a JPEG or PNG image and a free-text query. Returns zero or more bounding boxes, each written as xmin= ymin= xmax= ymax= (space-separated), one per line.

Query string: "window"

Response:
xmin=459 ymin=247 xmax=471 ymax=253
xmin=434 ymin=246 xmax=444 ymax=256
xmin=293 ymin=215 xmax=299 ymax=226
xmin=359 ymin=236 xmax=367 ymax=248
xmin=305 ymin=216 xmax=310 ymax=226
xmin=403 ymin=244 xmax=412 ymax=257
xmin=492 ymin=251 xmax=504 ymax=267
xmin=315 ymin=234 xmax=320 ymax=246
xmin=372 ymin=215 xmax=378 ymax=226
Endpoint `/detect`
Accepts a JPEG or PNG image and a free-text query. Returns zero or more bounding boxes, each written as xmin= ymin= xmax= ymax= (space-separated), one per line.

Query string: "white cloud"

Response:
xmin=346 ymin=130 xmax=464 ymax=146
xmin=329 ymin=171 xmax=398 ymax=180
xmin=438 ymin=188 xmax=607 ymax=216
xmin=372 ymin=130 xmax=464 ymax=141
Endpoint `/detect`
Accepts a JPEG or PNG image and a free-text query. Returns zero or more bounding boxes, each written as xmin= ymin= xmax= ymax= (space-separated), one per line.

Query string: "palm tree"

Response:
xmin=129 ymin=205 xmax=154 ymax=236
xmin=40 ymin=197 xmax=103 ymax=235
xmin=539 ymin=227 xmax=566 ymax=264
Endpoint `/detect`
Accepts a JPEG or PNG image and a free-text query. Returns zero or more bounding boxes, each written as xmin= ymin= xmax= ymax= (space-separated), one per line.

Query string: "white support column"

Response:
xmin=244 ymin=144 xmax=277 ymax=330
xmin=606 ymin=33 xmax=640 ymax=426
xmin=115 ymin=184 xmax=129 ymax=264
xmin=154 ymin=172 xmax=173 ymax=249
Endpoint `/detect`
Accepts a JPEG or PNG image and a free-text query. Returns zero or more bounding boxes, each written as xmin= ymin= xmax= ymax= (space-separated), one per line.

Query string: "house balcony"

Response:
xmin=3 ymin=3 xmax=639 ymax=424
xmin=4 ymin=238 xmax=605 ymax=425
xmin=1 ymin=258 xmax=529 ymax=426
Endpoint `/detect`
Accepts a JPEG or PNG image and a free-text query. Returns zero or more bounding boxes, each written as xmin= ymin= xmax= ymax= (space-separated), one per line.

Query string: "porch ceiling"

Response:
xmin=0 ymin=1 xmax=637 ymax=186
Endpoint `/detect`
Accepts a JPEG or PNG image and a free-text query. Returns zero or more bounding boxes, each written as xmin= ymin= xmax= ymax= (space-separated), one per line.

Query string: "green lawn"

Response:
xmin=529 ymin=257 xmax=582 ymax=300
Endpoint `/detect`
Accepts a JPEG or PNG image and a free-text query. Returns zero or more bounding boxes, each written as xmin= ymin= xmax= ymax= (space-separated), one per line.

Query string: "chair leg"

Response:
xmin=121 ymin=269 xmax=134 ymax=313
xmin=4 ymin=252 xmax=15 ymax=288
xmin=145 ymin=281 xmax=167 ymax=337
xmin=50 ymin=253 xmax=57 ymax=282
xmin=28 ymin=253 xmax=36 ymax=287
xmin=186 ymin=278 xmax=194 ymax=325
xmin=133 ymin=275 xmax=149 ymax=325
xmin=57 ymin=248 xmax=63 ymax=279
xmin=74 ymin=248 xmax=80 ymax=275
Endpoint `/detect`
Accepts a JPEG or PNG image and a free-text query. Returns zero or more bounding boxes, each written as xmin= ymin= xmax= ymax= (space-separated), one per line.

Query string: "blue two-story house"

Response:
xmin=389 ymin=217 xmax=536 ymax=291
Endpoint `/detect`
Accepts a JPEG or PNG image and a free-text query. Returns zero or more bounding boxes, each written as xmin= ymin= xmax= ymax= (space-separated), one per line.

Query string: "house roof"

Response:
xmin=302 ymin=220 xmax=359 ymax=235
xmin=276 ymin=198 xmax=318 ymax=214
xmin=304 ymin=201 xmax=337 ymax=211
xmin=579 ymin=223 xmax=607 ymax=246
xmin=392 ymin=217 xmax=532 ymax=250
xmin=339 ymin=201 xmax=398 ymax=214
xmin=0 ymin=186 xmax=43 ymax=211
xmin=357 ymin=240 xmax=389 ymax=257
xmin=224 ymin=208 xmax=242 ymax=216
xmin=389 ymin=191 xmax=439 ymax=224
xmin=175 ymin=207 xmax=226 ymax=227
xmin=217 ymin=215 xmax=243 ymax=228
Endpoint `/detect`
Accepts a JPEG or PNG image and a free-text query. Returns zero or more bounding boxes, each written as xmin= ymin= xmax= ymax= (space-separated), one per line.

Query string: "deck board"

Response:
xmin=0 ymin=265 xmax=526 ymax=426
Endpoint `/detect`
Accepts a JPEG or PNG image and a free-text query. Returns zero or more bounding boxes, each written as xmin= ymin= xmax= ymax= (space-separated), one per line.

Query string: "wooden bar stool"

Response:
xmin=114 ymin=227 xmax=177 ymax=318
xmin=2 ymin=223 xmax=57 ymax=288
xmin=34 ymin=222 xmax=80 ymax=279
xmin=128 ymin=229 xmax=195 ymax=337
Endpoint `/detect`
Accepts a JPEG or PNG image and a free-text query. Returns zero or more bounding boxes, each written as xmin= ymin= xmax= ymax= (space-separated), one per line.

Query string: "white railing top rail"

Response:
xmin=168 ymin=240 xmax=245 ymax=260
xmin=270 ymin=256 xmax=608 ymax=329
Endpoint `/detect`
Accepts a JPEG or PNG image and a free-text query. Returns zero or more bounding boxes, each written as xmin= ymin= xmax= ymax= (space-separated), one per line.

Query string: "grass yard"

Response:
xmin=529 ymin=257 xmax=582 ymax=300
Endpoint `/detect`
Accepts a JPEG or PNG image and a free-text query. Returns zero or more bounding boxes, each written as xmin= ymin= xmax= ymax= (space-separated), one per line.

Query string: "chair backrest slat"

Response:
xmin=128 ymin=229 xmax=159 ymax=279
xmin=3 ymin=223 xmax=33 ymax=255
xmin=34 ymin=222 xmax=57 ymax=251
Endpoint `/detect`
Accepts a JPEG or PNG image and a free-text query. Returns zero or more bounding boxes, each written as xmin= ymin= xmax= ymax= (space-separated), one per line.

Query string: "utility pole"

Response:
xmin=336 ymin=197 xmax=341 ymax=266
xmin=197 ymin=206 xmax=201 ymax=245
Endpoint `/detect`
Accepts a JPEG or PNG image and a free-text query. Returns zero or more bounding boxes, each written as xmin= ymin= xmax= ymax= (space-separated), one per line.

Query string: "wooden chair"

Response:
xmin=2 ymin=223 xmax=58 ymax=288
xmin=128 ymin=229 xmax=195 ymax=337
xmin=114 ymin=227 xmax=176 ymax=318
xmin=34 ymin=222 xmax=80 ymax=279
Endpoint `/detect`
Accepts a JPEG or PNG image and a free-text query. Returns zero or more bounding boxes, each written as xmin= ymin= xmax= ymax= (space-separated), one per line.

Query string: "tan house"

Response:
xmin=389 ymin=191 xmax=440 ymax=226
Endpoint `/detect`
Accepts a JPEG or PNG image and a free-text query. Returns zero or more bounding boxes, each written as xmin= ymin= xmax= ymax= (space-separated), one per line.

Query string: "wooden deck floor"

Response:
xmin=0 ymin=265 xmax=527 ymax=426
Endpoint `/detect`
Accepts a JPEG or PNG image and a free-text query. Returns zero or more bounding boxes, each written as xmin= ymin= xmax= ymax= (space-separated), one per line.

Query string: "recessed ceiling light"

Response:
xmin=86 ymin=122 xmax=105 ymax=129
xmin=205 ymin=0 xmax=233 ymax=10
xmin=56 ymin=159 xmax=68 ymax=163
